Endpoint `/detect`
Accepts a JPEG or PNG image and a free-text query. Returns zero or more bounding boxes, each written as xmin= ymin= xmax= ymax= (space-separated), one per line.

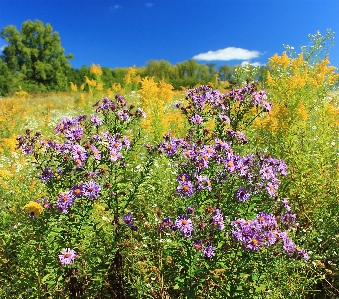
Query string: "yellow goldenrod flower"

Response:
xmin=90 ymin=63 xmax=103 ymax=75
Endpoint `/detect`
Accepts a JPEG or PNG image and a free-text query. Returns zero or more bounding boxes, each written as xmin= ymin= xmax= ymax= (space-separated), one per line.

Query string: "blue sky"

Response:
xmin=0 ymin=0 xmax=339 ymax=70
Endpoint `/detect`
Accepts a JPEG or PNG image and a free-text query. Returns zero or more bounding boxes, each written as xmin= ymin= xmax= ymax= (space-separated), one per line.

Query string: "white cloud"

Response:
xmin=145 ymin=2 xmax=153 ymax=7
xmin=241 ymin=61 xmax=263 ymax=67
xmin=110 ymin=5 xmax=122 ymax=11
xmin=0 ymin=45 xmax=5 ymax=52
xmin=192 ymin=47 xmax=261 ymax=61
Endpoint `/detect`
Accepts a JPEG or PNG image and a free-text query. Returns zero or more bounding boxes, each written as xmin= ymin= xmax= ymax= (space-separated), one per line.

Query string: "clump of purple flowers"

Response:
xmin=231 ymin=212 xmax=309 ymax=260
xmin=123 ymin=212 xmax=138 ymax=231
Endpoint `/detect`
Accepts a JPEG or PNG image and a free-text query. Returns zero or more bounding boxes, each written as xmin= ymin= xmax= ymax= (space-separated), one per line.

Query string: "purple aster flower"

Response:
xmin=260 ymin=165 xmax=275 ymax=180
xmin=90 ymin=145 xmax=101 ymax=160
xmin=175 ymin=215 xmax=194 ymax=237
xmin=123 ymin=212 xmax=134 ymax=226
xmin=109 ymin=139 xmax=123 ymax=152
xmin=177 ymin=173 xmax=191 ymax=184
xmin=71 ymin=185 xmax=83 ymax=198
xmin=137 ymin=107 xmax=146 ymax=118
xmin=190 ymin=114 xmax=203 ymax=125
xmin=71 ymin=144 xmax=88 ymax=167
xmin=267 ymin=182 xmax=277 ymax=197
xmin=203 ymin=243 xmax=216 ymax=258
xmin=58 ymin=248 xmax=78 ymax=266
xmin=193 ymin=239 xmax=203 ymax=251
xmin=123 ymin=136 xmax=131 ymax=149
xmin=118 ymin=110 xmax=130 ymax=121
xmin=235 ymin=187 xmax=251 ymax=202
xmin=54 ymin=117 xmax=72 ymax=134
xmin=90 ymin=114 xmax=102 ymax=126
xmin=211 ymin=209 xmax=225 ymax=230
xmin=219 ymin=114 xmax=230 ymax=124
xmin=64 ymin=125 xmax=84 ymax=141
xmin=56 ymin=191 xmax=75 ymax=213
xmin=42 ymin=198 xmax=52 ymax=209
xmin=195 ymin=174 xmax=212 ymax=191
xmin=82 ymin=181 xmax=101 ymax=199
xmin=158 ymin=217 xmax=173 ymax=231
xmin=40 ymin=166 xmax=55 ymax=182
xmin=109 ymin=150 xmax=123 ymax=162
xmin=176 ymin=181 xmax=195 ymax=198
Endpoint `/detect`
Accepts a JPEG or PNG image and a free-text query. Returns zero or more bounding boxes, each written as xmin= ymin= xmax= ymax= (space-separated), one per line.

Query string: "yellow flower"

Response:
xmin=69 ymin=82 xmax=78 ymax=92
xmin=90 ymin=63 xmax=103 ymax=75
xmin=268 ymin=52 xmax=291 ymax=69
xmin=23 ymin=201 xmax=43 ymax=218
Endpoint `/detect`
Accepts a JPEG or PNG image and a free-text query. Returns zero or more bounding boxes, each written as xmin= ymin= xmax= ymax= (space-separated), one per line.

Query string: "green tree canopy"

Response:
xmin=0 ymin=19 xmax=73 ymax=91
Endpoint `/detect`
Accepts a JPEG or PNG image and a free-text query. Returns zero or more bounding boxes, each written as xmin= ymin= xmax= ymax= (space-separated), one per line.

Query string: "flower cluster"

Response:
xmin=231 ymin=212 xmax=309 ymax=260
xmin=155 ymin=133 xmax=287 ymax=201
xmin=122 ymin=212 xmax=138 ymax=231
xmin=158 ymin=206 xmax=225 ymax=258
xmin=23 ymin=201 xmax=43 ymax=218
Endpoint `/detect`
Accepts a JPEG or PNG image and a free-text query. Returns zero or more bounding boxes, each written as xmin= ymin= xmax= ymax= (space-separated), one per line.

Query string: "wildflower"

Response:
xmin=42 ymin=198 xmax=52 ymax=209
xmin=203 ymin=243 xmax=216 ymax=258
xmin=175 ymin=215 xmax=194 ymax=237
xmin=64 ymin=125 xmax=84 ymax=141
xmin=137 ymin=107 xmax=146 ymax=118
xmin=90 ymin=145 xmax=101 ymax=160
xmin=71 ymin=144 xmax=88 ymax=167
xmin=56 ymin=191 xmax=75 ymax=213
xmin=235 ymin=187 xmax=251 ymax=202
xmin=211 ymin=209 xmax=225 ymax=230
xmin=176 ymin=181 xmax=195 ymax=198
xmin=190 ymin=114 xmax=203 ymax=125
xmin=123 ymin=212 xmax=138 ymax=231
xmin=23 ymin=201 xmax=43 ymax=218
xmin=193 ymin=239 xmax=202 ymax=251
xmin=82 ymin=181 xmax=101 ymax=199
xmin=71 ymin=185 xmax=83 ymax=198
xmin=40 ymin=166 xmax=55 ymax=182
xmin=90 ymin=114 xmax=102 ymax=126
xmin=158 ymin=217 xmax=173 ymax=231
xmin=58 ymin=248 xmax=78 ymax=266
xmin=109 ymin=150 xmax=123 ymax=162
xmin=195 ymin=174 xmax=212 ymax=191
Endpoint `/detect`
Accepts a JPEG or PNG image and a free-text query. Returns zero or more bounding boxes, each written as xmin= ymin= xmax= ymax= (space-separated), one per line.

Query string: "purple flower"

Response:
xmin=123 ymin=136 xmax=131 ymax=149
xmin=211 ymin=209 xmax=225 ymax=230
xmin=176 ymin=181 xmax=195 ymax=198
xmin=71 ymin=185 xmax=83 ymax=198
xmin=90 ymin=114 xmax=103 ymax=126
xmin=137 ymin=107 xmax=146 ymax=118
xmin=175 ymin=215 xmax=194 ymax=237
xmin=109 ymin=150 xmax=123 ymax=162
xmin=90 ymin=145 xmax=101 ymax=160
xmin=123 ymin=212 xmax=134 ymax=226
xmin=40 ymin=166 xmax=55 ymax=182
xmin=58 ymin=248 xmax=78 ymax=266
xmin=56 ymin=191 xmax=75 ymax=213
xmin=71 ymin=144 xmax=88 ymax=167
xmin=42 ymin=198 xmax=52 ymax=209
xmin=193 ymin=239 xmax=202 ymax=251
xmin=158 ymin=217 xmax=173 ymax=231
xmin=118 ymin=110 xmax=130 ymax=121
xmin=177 ymin=173 xmax=191 ymax=184
xmin=82 ymin=181 xmax=101 ymax=199
xmin=195 ymin=174 xmax=212 ymax=191
xmin=64 ymin=125 xmax=84 ymax=141
xmin=203 ymin=243 xmax=216 ymax=258
xmin=267 ymin=182 xmax=277 ymax=197
xmin=235 ymin=187 xmax=251 ymax=202
xmin=190 ymin=114 xmax=203 ymax=125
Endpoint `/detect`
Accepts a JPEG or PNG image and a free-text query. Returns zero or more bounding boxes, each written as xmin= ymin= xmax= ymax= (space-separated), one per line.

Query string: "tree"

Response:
xmin=0 ymin=19 xmax=73 ymax=91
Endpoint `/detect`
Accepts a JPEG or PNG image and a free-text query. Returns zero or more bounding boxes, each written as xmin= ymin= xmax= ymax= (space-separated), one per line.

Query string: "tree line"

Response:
xmin=0 ymin=20 xmax=267 ymax=96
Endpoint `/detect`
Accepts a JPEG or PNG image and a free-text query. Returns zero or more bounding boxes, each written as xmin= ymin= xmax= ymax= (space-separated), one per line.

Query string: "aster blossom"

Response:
xmin=58 ymin=248 xmax=78 ymax=266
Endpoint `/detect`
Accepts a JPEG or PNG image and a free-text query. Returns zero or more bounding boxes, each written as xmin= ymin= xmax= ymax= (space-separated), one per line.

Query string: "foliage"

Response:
xmin=0 ymin=20 xmax=73 ymax=93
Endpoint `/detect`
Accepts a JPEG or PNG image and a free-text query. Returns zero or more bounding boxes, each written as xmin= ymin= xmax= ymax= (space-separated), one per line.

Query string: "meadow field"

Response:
xmin=0 ymin=39 xmax=339 ymax=299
